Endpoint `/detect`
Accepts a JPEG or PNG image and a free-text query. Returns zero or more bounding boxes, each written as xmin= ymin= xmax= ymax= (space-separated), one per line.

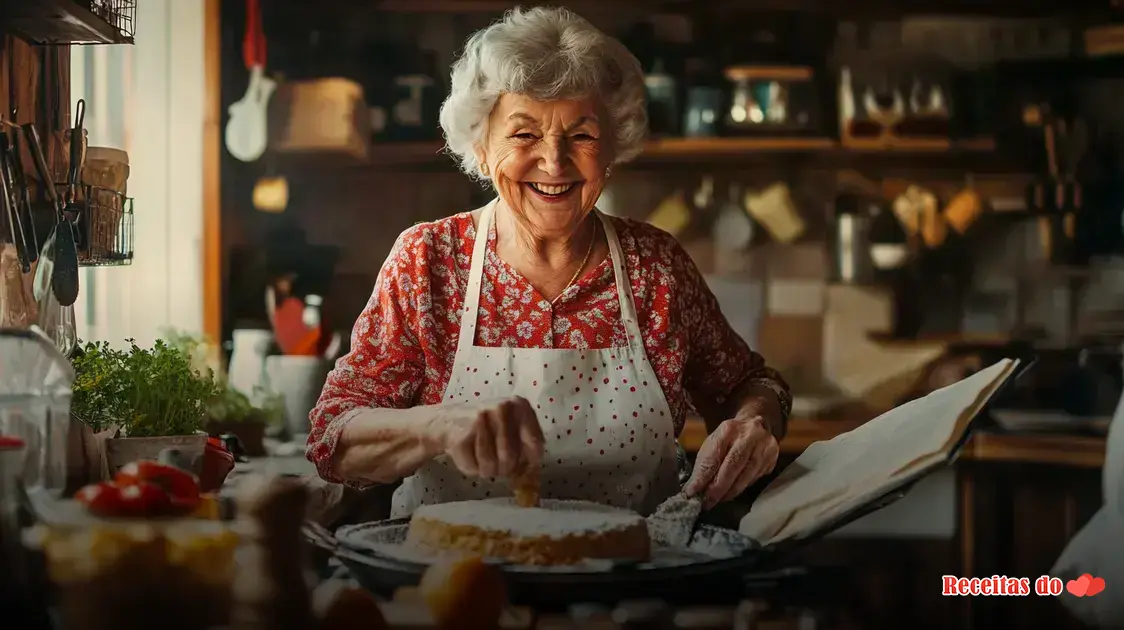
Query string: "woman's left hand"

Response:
xmin=684 ymin=414 xmax=780 ymax=509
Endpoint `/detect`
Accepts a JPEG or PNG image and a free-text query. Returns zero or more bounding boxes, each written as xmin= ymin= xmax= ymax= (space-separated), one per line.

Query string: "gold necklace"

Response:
xmin=551 ymin=220 xmax=598 ymax=304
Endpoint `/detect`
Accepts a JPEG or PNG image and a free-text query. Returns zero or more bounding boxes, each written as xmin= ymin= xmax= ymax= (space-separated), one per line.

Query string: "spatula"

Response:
xmin=22 ymin=123 xmax=78 ymax=307
xmin=646 ymin=492 xmax=703 ymax=548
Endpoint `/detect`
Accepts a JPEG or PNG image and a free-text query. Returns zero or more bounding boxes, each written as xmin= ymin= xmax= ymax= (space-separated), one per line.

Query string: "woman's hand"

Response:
xmin=685 ymin=415 xmax=780 ymax=510
xmin=440 ymin=396 xmax=545 ymax=479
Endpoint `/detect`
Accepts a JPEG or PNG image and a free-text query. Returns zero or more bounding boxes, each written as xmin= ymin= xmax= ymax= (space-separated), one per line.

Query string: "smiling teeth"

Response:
xmin=529 ymin=183 xmax=576 ymax=195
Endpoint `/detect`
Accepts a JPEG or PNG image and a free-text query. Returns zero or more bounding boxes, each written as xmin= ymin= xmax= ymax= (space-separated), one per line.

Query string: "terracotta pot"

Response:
xmin=205 ymin=418 xmax=267 ymax=457
xmin=103 ymin=433 xmax=207 ymax=477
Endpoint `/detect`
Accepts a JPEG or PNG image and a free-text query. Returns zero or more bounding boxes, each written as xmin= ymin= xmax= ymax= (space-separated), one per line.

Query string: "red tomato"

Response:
xmin=75 ymin=482 xmax=127 ymax=517
xmin=117 ymin=482 xmax=173 ymax=517
xmin=76 ymin=481 xmax=183 ymax=518
xmin=115 ymin=460 xmax=201 ymax=503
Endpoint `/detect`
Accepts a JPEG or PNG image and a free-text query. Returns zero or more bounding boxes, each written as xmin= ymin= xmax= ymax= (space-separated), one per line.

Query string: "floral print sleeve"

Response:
xmin=306 ymin=229 xmax=427 ymax=483
xmin=666 ymin=234 xmax=792 ymax=425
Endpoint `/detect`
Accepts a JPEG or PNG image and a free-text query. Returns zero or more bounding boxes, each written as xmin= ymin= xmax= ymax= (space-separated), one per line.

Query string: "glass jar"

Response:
xmin=30 ymin=521 xmax=240 ymax=630
xmin=0 ymin=330 xmax=74 ymax=497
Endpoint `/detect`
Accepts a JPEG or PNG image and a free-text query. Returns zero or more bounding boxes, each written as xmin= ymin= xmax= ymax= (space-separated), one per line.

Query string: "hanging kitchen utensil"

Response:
xmin=645 ymin=191 xmax=692 ymax=238
xmin=225 ymin=0 xmax=275 ymax=163
xmin=31 ymin=230 xmax=53 ymax=304
xmin=745 ymin=182 xmax=805 ymax=244
xmin=0 ymin=134 xmax=30 ymax=272
xmin=6 ymin=128 xmax=38 ymax=268
xmin=31 ymin=226 xmax=75 ymax=357
xmin=22 ymin=123 xmax=78 ymax=307
xmin=62 ymin=99 xmax=86 ymax=240
xmin=5 ymin=51 xmax=36 ymax=270
xmin=944 ymin=176 xmax=983 ymax=235
xmin=51 ymin=100 xmax=85 ymax=306
xmin=712 ymin=183 xmax=754 ymax=252
xmin=829 ymin=193 xmax=874 ymax=284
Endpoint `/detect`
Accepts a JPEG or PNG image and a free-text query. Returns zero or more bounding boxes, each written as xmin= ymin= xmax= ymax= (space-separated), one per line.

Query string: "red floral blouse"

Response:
xmin=307 ymin=212 xmax=791 ymax=483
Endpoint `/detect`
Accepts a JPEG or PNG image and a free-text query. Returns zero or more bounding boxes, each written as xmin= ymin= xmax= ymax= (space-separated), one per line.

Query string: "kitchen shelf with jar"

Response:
xmin=0 ymin=0 xmax=136 ymax=45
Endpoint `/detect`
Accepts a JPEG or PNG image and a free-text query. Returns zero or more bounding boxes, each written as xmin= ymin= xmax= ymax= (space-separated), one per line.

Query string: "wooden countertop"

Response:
xmin=679 ymin=411 xmax=1107 ymax=469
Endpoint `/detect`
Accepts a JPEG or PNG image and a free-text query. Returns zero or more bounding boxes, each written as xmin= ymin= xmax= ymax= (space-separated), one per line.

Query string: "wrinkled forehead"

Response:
xmin=490 ymin=93 xmax=605 ymax=129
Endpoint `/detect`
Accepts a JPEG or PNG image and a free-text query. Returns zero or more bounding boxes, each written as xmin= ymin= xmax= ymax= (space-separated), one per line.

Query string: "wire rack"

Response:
xmin=54 ymin=183 xmax=134 ymax=266
xmin=10 ymin=0 xmax=138 ymax=45
xmin=86 ymin=0 xmax=136 ymax=42
xmin=80 ymin=185 xmax=133 ymax=266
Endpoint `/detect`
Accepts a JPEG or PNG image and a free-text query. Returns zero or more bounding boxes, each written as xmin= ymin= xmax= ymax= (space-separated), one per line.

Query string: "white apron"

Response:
xmin=391 ymin=201 xmax=680 ymax=518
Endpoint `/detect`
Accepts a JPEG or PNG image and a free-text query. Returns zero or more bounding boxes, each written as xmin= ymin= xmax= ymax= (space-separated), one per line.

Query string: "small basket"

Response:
xmin=79 ymin=185 xmax=133 ymax=266
xmin=55 ymin=183 xmax=135 ymax=266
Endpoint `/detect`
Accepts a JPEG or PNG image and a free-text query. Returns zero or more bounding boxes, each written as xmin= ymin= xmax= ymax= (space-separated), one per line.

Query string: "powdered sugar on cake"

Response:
xmin=410 ymin=498 xmax=643 ymax=538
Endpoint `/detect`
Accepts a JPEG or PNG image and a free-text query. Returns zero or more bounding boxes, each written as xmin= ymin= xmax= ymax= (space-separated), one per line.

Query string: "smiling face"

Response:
xmin=475 ymin=93 xmax=611 ymax=240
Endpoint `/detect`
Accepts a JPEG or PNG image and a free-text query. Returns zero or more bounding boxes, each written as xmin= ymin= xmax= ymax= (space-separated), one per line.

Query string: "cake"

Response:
xmin=405 ymin=498 xmax=651 ymax=566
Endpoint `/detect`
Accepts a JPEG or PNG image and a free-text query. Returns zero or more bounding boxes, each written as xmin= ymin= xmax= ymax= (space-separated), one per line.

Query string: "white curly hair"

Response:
xmin=438 ymin=6 xmax=648 ymax=180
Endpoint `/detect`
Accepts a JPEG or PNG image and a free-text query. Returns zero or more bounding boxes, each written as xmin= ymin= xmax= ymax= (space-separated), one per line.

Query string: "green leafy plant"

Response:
xmin=207 ymin=382 xmax=284 ymax=426
xmin=71 ymin=339 xmax=218 ymax=437
xmin=163 ymin=329 xmax=285 ymax=426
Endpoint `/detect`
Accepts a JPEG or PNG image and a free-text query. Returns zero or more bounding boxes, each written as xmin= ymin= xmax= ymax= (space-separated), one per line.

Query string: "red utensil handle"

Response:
xmin=242 ymin=0 xmax=267 ymax=69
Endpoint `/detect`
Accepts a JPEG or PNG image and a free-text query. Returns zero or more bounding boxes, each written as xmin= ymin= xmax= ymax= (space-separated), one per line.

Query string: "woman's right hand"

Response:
xmin=439 ymin=396 xmax=545 ymax=479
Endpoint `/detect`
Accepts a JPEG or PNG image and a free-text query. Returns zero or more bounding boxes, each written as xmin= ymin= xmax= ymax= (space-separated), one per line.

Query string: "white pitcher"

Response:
xmin=228 ymin=329 xmax=273 ymax=404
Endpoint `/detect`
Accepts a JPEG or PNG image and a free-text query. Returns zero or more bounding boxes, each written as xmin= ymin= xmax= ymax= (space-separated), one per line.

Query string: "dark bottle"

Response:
xmin=0 ymin=437 xmax=54 ymax=630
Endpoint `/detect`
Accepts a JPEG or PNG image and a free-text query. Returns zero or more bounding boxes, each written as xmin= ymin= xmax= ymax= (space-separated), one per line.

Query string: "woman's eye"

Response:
xmin=512 ymin=133 xmax=537 ymax=140
xmin=573 ymin=133 xmax=596 ymax=140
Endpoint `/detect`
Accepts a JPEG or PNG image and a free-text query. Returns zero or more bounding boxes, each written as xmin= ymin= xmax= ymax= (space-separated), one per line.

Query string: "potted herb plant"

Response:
xmin=70 ymin=339 xmax=218 ymax=476
xmin=204 ymin=383 xmax=283 ymax=456
xmin=164 ymin=329 xmax=283 ymax=456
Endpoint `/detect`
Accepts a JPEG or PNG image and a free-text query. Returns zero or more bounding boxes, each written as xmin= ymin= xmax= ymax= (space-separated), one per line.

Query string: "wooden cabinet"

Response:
xmin=960 ymin=461 xmax=1102 ymax=630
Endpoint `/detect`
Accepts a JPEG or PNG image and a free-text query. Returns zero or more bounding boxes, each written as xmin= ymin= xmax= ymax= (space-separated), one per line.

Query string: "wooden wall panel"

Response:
xmin=204 ymin=0 xmax=223 ymax=343
xmin=0 ymin=37 xmax=70 ymax=180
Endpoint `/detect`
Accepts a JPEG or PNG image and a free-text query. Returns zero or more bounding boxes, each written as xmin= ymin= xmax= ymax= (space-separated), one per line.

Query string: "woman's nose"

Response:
xmin=537 ymin=137 xmax=568 ymax=176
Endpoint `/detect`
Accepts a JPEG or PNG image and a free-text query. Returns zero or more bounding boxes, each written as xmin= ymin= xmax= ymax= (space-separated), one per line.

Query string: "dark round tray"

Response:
xmin=332 ymin=518 xmax=763 ymax=610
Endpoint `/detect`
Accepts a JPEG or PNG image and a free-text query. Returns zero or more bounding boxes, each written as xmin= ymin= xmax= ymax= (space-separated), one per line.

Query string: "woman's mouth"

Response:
xmin=526 ymin=182 xmax=579 ymax=202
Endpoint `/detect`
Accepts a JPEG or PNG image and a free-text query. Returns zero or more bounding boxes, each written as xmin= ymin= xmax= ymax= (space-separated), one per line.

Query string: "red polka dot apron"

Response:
xmin=390 ymin=201 xmax=680 ymax=518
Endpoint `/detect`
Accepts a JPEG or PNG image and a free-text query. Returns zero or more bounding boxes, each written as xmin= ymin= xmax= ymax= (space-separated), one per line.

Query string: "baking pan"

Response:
xmin=332 ymin=518 xmax=761 ymax=609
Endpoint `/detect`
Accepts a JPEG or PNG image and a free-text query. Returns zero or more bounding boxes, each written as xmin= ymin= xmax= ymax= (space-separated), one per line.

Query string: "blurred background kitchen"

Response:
xmin=5 ymin=0 xmax=1124 ymax=628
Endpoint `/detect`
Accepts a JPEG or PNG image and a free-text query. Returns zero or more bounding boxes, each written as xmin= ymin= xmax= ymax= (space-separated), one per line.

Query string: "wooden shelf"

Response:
xmin=321 ymin=136 xmax=1010 ymax=173
xmin=352 ymin=0 xmax=1106 ymax=18
xmin=867 ymin=332 xmax=1012 ymax=347
xmin=0 ymin=0 xmax=135 ymax=45
xmin=637 ymin=136 xmax=1000 ymax=167
xmin=641 ymin=136 xmax=836 ymax=158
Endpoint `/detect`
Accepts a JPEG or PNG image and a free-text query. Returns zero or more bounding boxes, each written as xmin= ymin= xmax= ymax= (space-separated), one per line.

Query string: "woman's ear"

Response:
xmin=473 ymin=144 xmax=488 ymax=177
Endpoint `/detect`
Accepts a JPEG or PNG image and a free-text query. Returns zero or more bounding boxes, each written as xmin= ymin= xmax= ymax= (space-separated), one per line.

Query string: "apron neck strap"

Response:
xmin=457 ymin=200 xmax=644 ymax=353
xmin=457 ymin=199 xmax=496 ymax=354
xmin=598 ymin=210 xmax=644 ymax=349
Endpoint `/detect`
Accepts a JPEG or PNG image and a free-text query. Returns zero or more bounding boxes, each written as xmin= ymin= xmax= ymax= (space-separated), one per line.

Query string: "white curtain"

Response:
xmin=69 ymin=0 xmax=206 ymax=348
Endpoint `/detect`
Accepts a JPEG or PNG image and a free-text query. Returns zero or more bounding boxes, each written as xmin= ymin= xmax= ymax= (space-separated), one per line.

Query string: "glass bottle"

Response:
xmin=0 ymin=437 xmax=54 ymax=630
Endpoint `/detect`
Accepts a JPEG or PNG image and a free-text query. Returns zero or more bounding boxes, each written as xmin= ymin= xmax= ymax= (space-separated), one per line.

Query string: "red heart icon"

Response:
xmin=1068 ymin=574 xmax=1092 ymax=597
xmin=1087 ymin=577 xmax=1106 ymax=597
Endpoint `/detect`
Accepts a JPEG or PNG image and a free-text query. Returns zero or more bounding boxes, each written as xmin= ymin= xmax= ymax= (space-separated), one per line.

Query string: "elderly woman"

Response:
xmin=307 ymin=7 xmax=791 ymax=518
